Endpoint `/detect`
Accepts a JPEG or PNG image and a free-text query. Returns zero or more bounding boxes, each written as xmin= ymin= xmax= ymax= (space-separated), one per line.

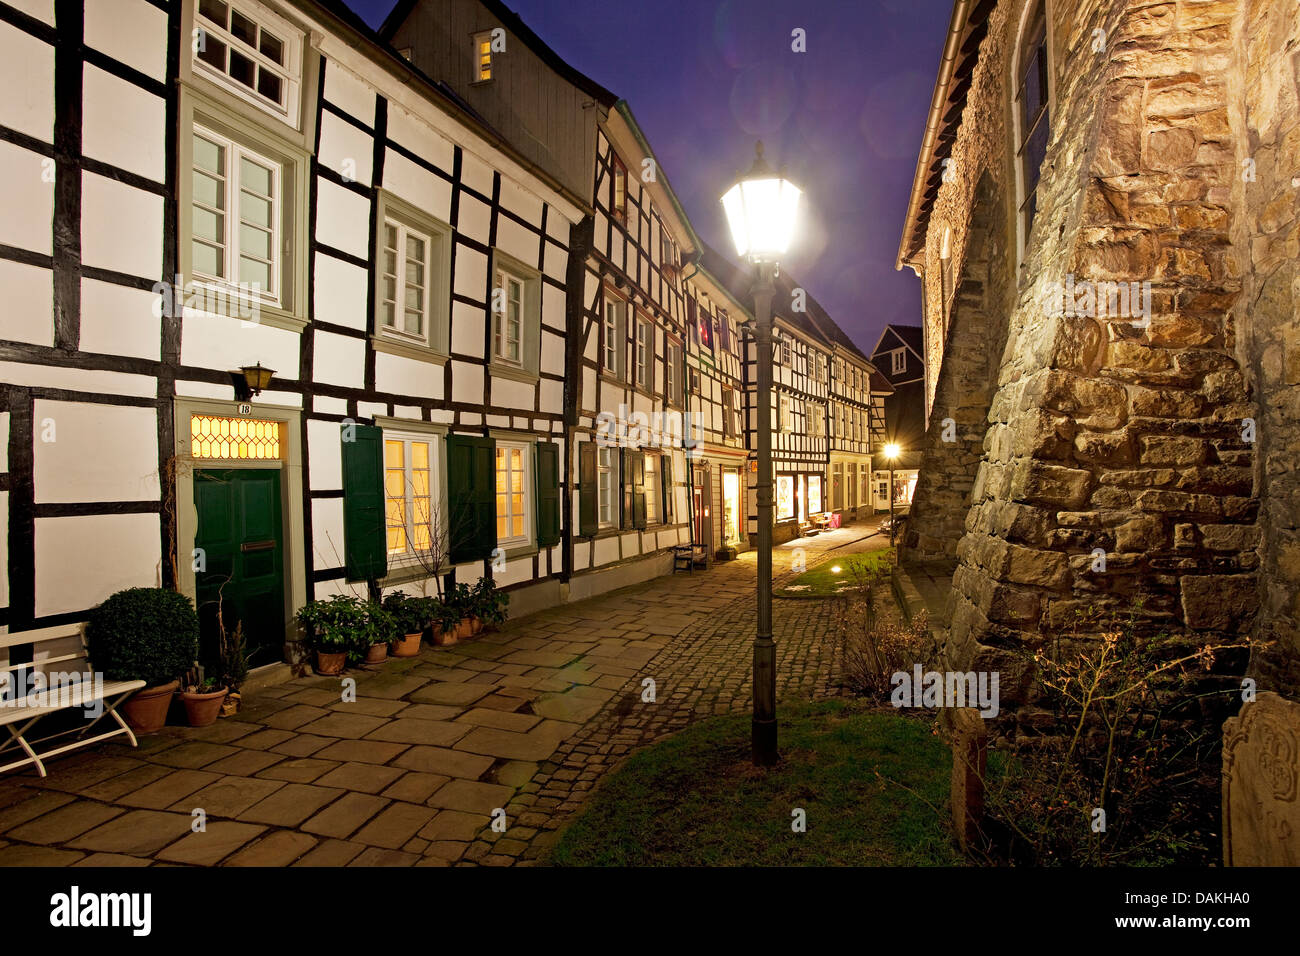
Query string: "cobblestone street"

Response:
xmin=0 ymin=525 xmax=883 ymax=867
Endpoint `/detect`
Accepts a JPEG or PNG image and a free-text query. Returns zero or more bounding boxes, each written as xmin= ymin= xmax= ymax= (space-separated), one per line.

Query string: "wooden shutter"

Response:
xmin=631 ymin=449 xmax=646 ymax=529
xmin=447 ymin=434 xmax=496 ymax=563
xmin=342 ymin=423 xmax=387 ymax=582
xmin=660 ymin=453 xmax=673 ymax=522
xmin=535 ymin=440 xmax=560 ymax=547
xmin=578 ymin=441 xmax=597 ymax=537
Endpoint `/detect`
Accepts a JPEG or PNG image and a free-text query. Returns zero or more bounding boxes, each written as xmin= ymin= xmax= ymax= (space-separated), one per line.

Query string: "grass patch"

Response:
xmin=775 ymin=547 xmax=893 ymax=598
xmin=548 ymin=699 xmax=962 ymax=866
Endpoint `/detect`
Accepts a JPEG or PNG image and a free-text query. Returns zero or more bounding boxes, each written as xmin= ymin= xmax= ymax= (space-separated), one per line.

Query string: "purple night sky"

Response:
xmin=345 ymin=0 xmax=952 ymax=358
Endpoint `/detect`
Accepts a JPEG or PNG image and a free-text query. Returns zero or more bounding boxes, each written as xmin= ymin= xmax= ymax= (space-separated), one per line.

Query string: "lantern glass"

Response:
xmin=722 ymin=174 xmax=801 ymax=263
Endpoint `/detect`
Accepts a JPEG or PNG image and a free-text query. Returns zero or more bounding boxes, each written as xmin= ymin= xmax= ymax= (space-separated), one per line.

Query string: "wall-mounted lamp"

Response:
xmin=238 ymin=362 xmax=276 ymax=399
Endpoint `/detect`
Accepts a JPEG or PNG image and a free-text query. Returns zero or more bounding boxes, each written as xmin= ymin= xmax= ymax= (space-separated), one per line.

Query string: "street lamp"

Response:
xmin=722 ymin=141 xmax=801 ymax=767
xmin=883 ymin=442 xmax=900 ymax=547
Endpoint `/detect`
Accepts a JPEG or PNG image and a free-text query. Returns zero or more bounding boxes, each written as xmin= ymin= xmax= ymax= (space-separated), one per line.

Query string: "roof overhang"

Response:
xmin=895 ymin=0 xmax=996 ymax=273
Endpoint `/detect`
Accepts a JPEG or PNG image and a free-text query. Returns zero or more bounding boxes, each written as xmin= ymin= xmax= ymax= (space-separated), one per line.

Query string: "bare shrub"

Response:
xmin=834 ymin=555 xmax=932 ymax=701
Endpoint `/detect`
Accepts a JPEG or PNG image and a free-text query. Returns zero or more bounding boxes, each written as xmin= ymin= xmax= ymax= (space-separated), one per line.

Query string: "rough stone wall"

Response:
xmin=909 ymin=0 xmax=1268 ymax=722
xmin=1239 ymin=0 xmax=1300 ymax=695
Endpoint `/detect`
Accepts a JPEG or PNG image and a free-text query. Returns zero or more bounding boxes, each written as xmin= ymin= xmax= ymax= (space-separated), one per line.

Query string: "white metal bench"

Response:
xmin=0 ymin=622 xmax=145 ymax=778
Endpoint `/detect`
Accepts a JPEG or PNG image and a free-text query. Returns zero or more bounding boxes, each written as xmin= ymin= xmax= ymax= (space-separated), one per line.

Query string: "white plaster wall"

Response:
xmin=458 ymin=149 xmax=493 ymax=197
xmin=80 ymin=172 xmax=162 ymax=279
xmin=0 ymin=361 xmax=155 ymax=398
xmin=318 ymin=111 xmax=374 ymax=188
xmin=491 ymin=376 xmax=533 ymax=410
xmin=494 ymin=215 xmax=538 ymax=268
xmin=307 ymin=418 xmax=343 ymax=490
xmin=322 ymin=61 xmax=375 ymax=127
xmin=315 ymin=178 xmax=371 ymax=261
xmin=312 ymin=330 xmax=365 ymax=389
xmin=180 ymin=310 xmax=301 ymax=377
xmin=375 ymin=350 xmax=441 ymax=401
xmin=81 ymin=64 xmax=166 ymax=182
xmin=311 ymin=496 xmax=347 ymax=571
xmin=80 ymin=278 xmax=160 ymax=360
xmin=383 ymin=150 xmax=451 ymax=222
xmin=386 ymin=102 xmax=454 ymax=174
xmin=0 ymin=258 xmax=52 ymax=346
xmin=457 ymin=193 xmax=491 ymax=246
xmin=84 ymin=0 xmax=167 ymax=81
xmin=313 ymin=254 xmax=369 ymax=332
xmin=34 ymin=513 xmax=161 ymax=617
xmin=0 ymin=20 xmax=53 ymax=142
xmin=450 ymin=361 xmax=484 ymax=404
xmin=0 ymin=140 xmax=53 ymax=253
xmin=32 ymin=400 xmax=159 ymax=504
xmin=453 ymin=245 xmax=488 ymax=302
xmin=450 ymin=301 xmax=484 ymax=357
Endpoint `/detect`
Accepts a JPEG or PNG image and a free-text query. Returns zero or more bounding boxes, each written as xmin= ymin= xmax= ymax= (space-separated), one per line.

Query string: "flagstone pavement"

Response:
xmin=0 ymin=525 xmax=885 ymax=867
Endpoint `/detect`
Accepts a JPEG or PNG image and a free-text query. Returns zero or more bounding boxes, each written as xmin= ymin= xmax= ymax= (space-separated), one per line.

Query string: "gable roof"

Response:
xmin=873 ymin=324 xmax=924 ymax=359
xmin=379 ymin=0 xmax=619 ymax=108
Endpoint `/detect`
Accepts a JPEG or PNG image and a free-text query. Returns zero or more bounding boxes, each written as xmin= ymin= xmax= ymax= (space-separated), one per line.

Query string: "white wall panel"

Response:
xmin=318 ymin=111 xmax=373 ymax=187
xmin=450 ymin=360 xmax=483 ymax=405
xmin=0 ymin=21 xmax=53 ymax=142
xmin=491 ymin=376 xmax=533 ymax=410
xmin=457 ymin=192 xmax=490 ymax=245
xmin=313 ymin=254 xmax=369 ymax=332
xmin=79 ymin=278 xmax=159 ymax=360
xmin=0 ymin=140 xmax=52 ymax=253
xmin=375 ymin=350 xmax=441 ymax=400
xmin=453 ymin=245 xmax=487 ymax=302
xmin=80 ymin=172 xmax=162 ymax=278
xmin=315 ymin=178 xmax=371 ymax=261
xmin=180 ymin=311 xmax=301 ymax=377
xmin=495 ymin=216 xmax=538 ymax=269
xmin=386 ymin=104 xmax=454 ymax=174
xmin=0 ymin=258 xmax=52 ymax=346
xmin=33 ymin=400 xmax=159 ymax=504
xmin=34 ymin=513 xmax=160 ymax=617
xmin=322 ymin=62 xmax=375 ymax=127
xmin=84 ymin=0 xmax=167 ymax=81
xmin=312 ymin=330 xmax=364 ymax=388
xmin=383 ymin=149 xmax=451 ymax=223
xmin=311 ymin=496 xmax=347 ymax=570
xmin=82 ymin=66 xmax=166 ymax=181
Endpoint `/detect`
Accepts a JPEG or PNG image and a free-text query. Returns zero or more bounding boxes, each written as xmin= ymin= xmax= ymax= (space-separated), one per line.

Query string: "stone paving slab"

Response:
xmin=0 ymin=525 xmax=878 ymax=866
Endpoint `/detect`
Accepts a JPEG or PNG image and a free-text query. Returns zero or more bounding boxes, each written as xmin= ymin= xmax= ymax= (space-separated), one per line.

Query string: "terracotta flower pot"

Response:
xmin=431 ymin=622 xmax=457 ymax=647
xmin=390 ymin=632 xmax=422 ymax=658
xmin=315 ymin=650 xmax=347 ymax=676
xmin=180 ymin=686 xmax=229 ymax=728
xmin=122 ymin=680 xmax=179 ymax=734
xmin=365 ymin=642 xmax=389 ymax=665
xmin=455 ymin=617 xmax=481 ymax=640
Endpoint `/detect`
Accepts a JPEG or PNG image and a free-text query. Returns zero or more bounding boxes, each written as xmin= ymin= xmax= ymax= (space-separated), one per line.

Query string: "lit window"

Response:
xmin=494 ymin=269 xmax=524 ymax=365
xmin=473 ymin=31 xmax=493 ymax=82
xmin=495 ymin=441 xmax=531 ymax=546
xmin=192 ymin=126 xmax=281 ymax=302
xmin=644 ymin=452 xmax=660 ymax=525
xmin=380 ymin=219 xmax=431 ymax=342
xmin=597 ymin=446 xmax=617 ymax=527
xmin=190 ymin=415 xmax=281 ymax=459
xmin=194 ymin=0 xmax=300 ymax=124
xmin=384 ymin=436 xmax=434 ymax=559
xmin=635 ymin=317 xmax=652 ymax=387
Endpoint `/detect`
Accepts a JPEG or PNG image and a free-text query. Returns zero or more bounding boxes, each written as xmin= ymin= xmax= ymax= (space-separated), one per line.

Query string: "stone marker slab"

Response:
xmin=1223 ymin=691 xmax=1300 ymax=866
xmin=950 ymin=707 xmax=987 ymax=854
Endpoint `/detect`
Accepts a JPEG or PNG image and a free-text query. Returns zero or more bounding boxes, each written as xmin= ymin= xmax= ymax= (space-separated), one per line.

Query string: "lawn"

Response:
xmin=547 ymin=699 xmax=962 ymax=866
xmin=775 ymin=546 xmax=893 ymax=598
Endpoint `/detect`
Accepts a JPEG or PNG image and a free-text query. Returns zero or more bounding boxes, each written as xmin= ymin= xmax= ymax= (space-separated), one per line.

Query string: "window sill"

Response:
xmin=380 ymin=560 xmax=440 ymax=588
xmin=183 ymin=286 xmax=308 ymax=333
xmin=500 ymin=542 xmax=537 ymax=561
xmin=489 ymin=362 xmax=540 ymax=386
xmin=372 ymin=336 xmax=449 ymax=366
xmin=599 ymin=371 xmax=627 ymax=388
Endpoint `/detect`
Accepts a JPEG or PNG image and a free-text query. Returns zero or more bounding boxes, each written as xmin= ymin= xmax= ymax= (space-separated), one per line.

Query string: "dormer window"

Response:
xmin=892 ymin=349 xmax=906 ymax=375
xmin=473 ymin=31 xmax=494 ymax=82
xmin=194 ymin=0 xmax=301 ymax=127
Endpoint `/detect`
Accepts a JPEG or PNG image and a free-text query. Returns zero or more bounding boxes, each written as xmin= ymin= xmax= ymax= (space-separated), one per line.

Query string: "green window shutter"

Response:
xmin=535 ymin=440 xmax=561 ymax=547
xmin=342 ymin=423 xmax=387 ymax=582
xmin=631 ymin=449 xmax=646 ymax=529
xmin=661 ymin=453 xmax=673 ymax=523
xmin=447 ymin=434 xmax=496 ymax=564
xmin=578 ymin=442 xmax=597 ymax=537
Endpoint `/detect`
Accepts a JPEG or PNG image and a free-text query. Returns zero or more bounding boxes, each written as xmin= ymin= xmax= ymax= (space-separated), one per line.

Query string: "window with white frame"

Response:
xmin=892 ymin=349 xmax=906 ymax=375
xmin=597 ymin=446 xmax=617 ymax=528
xmin=666 ymin=340 xmax=682 ymax=405
xmin=644 ymin=451 xmax=661 ymax=524
xmin=191 ymin=126 xmax=281 ymax=303
xmin=380 ymin=219 xmax=432 ymax=343
xmin=635 ymin=316 xmax=652 ymax=388
xmin=717 ymin=310 xmax=731 ymax=352
xmin=472 ymin=30 xmax=494 ymax=82
xmin=809 ymin=403 xmax=824 ymax=438
xmin=495 ymin=440 xmax=532 ymax=547
xmin=780 ymin=337 xmax=792 ymax=366
xmin=194 ymin=0 xmax=301 ymax=126
xmin=603 ymin=296 xmax=624 ymax=378
xmin=779 ymin=394 xmax=793 ymax=433
xmin=384 ymin=434 xmax=436 ymax=560
xmin=493 ymin=267 xmax=525 ymax=365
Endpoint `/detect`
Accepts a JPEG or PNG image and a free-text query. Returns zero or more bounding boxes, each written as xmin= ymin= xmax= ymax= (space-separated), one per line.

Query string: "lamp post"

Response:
xmin=883 ymin=442 xmax=900 ymax=547
xmin=722 ymin=142 xmax=801 ymax=767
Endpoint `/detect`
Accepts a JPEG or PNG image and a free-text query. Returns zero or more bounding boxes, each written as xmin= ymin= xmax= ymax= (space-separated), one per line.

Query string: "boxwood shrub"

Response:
xmin=86 ymin=587 xmax=200 ymax=688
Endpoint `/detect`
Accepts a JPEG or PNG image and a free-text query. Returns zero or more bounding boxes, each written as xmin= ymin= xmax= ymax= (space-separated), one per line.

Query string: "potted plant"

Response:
xmin=382 ymin=591 xmax=426 ymax=658
xmin=178 ymin=669 xmax=228 ymax=727
xmin=86 ymin=587 xmax=199 ymax=734
xmin=296 ymin=595 xmax=367 ymax=676
xmin=449 ymin=581 xmax=478 ymax=640
xmin=362 ymin=599 xmax=395 ymax=664
xmin=429 ymin=597 xmax=460 ymax=647
xmin=216 ymin=621 xmax=248 ymax=717
xmin=473 ymin=576 xmax=510 ymax=631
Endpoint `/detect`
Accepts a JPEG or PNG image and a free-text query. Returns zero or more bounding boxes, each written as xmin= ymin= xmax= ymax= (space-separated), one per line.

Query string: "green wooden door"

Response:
xmin=194 ymin=469 xmax=286 ymax=668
